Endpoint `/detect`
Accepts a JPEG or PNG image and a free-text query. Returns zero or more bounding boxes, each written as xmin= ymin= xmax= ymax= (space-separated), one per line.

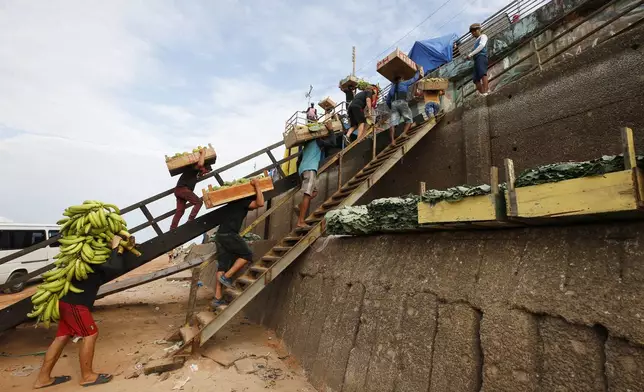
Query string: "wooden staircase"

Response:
xmin=173 ymin=116 xmax=442 ymax=354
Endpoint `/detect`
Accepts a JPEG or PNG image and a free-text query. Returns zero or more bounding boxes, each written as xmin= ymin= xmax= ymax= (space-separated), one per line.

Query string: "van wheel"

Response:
xmin=5 ymin=271 xmax=27 ymax=293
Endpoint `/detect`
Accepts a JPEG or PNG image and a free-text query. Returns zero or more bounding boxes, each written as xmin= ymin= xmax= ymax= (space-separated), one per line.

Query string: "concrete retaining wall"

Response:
xmin=246 ymin=222 xmax=644 ymax=392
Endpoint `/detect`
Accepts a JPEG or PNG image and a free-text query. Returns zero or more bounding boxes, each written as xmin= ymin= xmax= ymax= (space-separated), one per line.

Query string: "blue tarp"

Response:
xmin=408 ymin=33 xmax=459 ymax=74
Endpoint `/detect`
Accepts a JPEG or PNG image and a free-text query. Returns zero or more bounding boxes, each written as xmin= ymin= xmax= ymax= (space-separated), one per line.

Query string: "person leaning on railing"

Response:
xmin=466 ymin=23 xmax=489 ymax=96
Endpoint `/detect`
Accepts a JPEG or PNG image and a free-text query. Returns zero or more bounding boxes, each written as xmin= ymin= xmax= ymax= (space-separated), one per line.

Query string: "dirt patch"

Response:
xmin=0 ymin=271 xmax=316 ymax=392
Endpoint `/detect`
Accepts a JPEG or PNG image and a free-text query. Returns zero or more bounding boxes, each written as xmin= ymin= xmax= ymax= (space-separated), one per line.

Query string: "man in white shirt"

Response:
xmin=466 ymin=23 xmax=489 ymax=96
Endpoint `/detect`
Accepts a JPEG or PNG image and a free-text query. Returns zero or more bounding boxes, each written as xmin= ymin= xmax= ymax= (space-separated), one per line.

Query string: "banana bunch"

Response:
xmin=28 ymin=201 xmax=141 ymax=328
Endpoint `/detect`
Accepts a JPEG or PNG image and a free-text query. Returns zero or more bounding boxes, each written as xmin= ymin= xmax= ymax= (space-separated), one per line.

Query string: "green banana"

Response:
xmin=32 ymin=290 xmax=52 ymax=305
xmin=98 ymin=208 xmax=108 ymax=227
xmin=68 ymin=282 xmax=84 ymax=294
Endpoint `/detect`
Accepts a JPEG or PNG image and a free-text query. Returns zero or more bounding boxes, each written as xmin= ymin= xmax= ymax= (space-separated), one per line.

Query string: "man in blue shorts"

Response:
xmin=466 ymin=23 xmax=489 ymax=96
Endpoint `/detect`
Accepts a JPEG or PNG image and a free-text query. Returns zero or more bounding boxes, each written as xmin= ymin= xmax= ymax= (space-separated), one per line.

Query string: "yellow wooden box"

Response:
xmin=202 ymin=177 xmax=274 ymax=209
xmin=504 ymin=128 xmax=644 ymax=219
xmin=418 ymin=167 xmax=505 ymax=224
xmin=417 ymin=78 xmax=449 ymax=91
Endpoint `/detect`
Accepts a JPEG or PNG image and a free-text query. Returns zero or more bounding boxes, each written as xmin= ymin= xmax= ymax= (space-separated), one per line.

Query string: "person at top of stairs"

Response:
xmin=210 ymin=178 xmax=265 ymax=309
xmin=386 ymin=66 xmax=423 ymax=145
xmin=33 ymin=235 xmax=127 ymax=389
xmin=295 ymin=133 xmax=337 ymax=229
xmin=170 ymin=148 xmax=212 ymax=230
xmin=466 ymin=23 xmax=489 ymax=96
xmin=344 ymin=85 xmax=378 ymax=142
xmin=303 ymin=103 xmax=318 ymax=123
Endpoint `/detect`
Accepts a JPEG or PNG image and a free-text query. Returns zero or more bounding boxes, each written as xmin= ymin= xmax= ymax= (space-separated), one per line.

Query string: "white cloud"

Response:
xmin=0 ymin=0 xmax=514 ymax=240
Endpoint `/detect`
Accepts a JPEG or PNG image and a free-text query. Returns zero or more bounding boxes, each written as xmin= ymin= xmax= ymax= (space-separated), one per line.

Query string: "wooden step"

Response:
xmin=196 ymin=311 xmax=215 ymax=327
xmin=262 ymin=255 xmax=281 ymax=263
xmin=331 ymin=190 xmax=352 ymax=200
xmin=224 ymin=287 xmax=243 ymax=298
xmin=295 ymin=226 xmax=312 ymax=234
xmin=322 ymin=200 xmax=342 ymax=208
xmin=236 ymin=276 xmax=256 ymax=286
xmin=283 ymin=236 xmax=302 ymax=242
xmin=272 ymin=246 xmax=292 ymax=252
xmin=250 ymin=265 xmax=269 ymax=274
xmin=313 ymin=209 xmax=329 ymax=216
xmin=180 ymin=325 xmax=200 ymax=343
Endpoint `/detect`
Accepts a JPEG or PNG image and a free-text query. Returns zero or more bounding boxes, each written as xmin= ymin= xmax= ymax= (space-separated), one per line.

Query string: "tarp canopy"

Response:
xmin=408 ymin=33 xmax=459 ymax=74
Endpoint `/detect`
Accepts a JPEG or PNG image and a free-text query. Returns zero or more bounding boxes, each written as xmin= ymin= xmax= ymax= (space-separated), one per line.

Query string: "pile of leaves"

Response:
xmin=325 ymin=197 xmax=419 ymax=235
xmin=514 ymin=155 xmax=644 ymax=188
xmin=421 ymin=185 xmax=492 ymax=204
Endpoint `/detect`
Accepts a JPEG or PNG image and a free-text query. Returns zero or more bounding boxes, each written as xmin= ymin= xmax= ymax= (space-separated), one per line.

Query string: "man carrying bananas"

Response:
xmin=210 ymin=178 xmax=265 ymax=309
xmin=33 ymin=234 xmax=126 ymax=389
xmin=170 ymin=147 xmax=212 ymax=230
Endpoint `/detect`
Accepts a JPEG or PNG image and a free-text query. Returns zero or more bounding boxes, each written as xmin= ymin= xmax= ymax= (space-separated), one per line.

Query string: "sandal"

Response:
xmin=81 ymin=373 xmax=113 ymax=387
xmin=35 ymin=375 xmax=72 ymax=389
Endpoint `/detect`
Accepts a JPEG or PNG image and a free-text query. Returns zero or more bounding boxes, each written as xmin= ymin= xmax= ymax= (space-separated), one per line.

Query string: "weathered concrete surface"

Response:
xmin=246 ymin=222 xmax=644 ymax=392
xmin=429 ymin=303 xmax=481 ymax=392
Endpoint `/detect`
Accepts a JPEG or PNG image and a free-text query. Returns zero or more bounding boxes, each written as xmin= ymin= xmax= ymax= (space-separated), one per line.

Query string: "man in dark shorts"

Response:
xmin=33 ymin=235 xmax=127 ymax=389
xmin=466 ymin=23 xmax=489 ymax=96
xmin=344 ymin=85 xmax=377 ymax=142
xmin=210 ymin=178 xmax=265 ymax=309
xmin=170 ymin=148 xmax=212 ymax=230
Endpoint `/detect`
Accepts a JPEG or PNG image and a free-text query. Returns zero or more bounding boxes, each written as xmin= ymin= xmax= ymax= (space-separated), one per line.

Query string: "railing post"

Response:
xmin=532 ymin=39 xmax=543 ymax=71
xmin=140 ymin=205 xmax=163 ymax=236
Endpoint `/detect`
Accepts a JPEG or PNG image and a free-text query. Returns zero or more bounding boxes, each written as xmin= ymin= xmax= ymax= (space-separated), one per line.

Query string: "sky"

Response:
xmin=0 ymin=0 xmax=511 ymax=239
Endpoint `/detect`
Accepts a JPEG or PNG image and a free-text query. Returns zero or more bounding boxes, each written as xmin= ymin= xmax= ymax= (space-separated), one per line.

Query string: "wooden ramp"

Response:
xmin=171 ymin=116 xmax=442 ymax=354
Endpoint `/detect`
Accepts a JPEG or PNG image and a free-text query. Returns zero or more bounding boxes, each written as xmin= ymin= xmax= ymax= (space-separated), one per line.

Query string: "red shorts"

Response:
xmin=56 ymin=302 xmax=98 ymax=338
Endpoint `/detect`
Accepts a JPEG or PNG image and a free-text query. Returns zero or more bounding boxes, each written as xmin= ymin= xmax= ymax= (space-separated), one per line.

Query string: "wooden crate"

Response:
xmin=418 ymin=78 xmax=448 ymax=91
xmin=284 ymin=123 xmax=330 ymax=149
xmin=202 ymin=177 xmax=274 ymax=209
xmin=318 ymin=97 xmax=336 ymax=112
xmin=339 ymin=75 xmax=359 ymax=89
xmin=166 ymin=144 xmax=217 ymax=177
xmin=418 ymin=167 xmax=506 ymax=224
xmin=377 ymin=48 xmax=418 ymax=82
xmin=504 ymin=127 xmax=644 ymax=219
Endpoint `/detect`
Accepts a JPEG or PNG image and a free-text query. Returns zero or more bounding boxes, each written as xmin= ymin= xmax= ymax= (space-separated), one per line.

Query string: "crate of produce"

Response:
xmin=417 ymin=78 xmax=449 ymax=91
xmin=284 ymin=123 xmax=330 ymax=149
xmin=418 ymin=167 xmax=506 ymax=224
xmin=377 ymin=48 xmax=418 ymax=82
xmin=202 ymin=176 xmax=274 ymax=209
xmin=339 ymin=75 xmax=359 ymax=89
xmin=504 ymin=128 xmax=644 ymax=220
xmin=165 ymin=144 xmax=217 ymax=177
xmin=318 ymin=97 xmax=337 ymax=112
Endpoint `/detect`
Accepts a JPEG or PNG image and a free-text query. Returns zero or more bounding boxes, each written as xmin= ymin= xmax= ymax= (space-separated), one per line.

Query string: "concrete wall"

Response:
xmin=246 ymin=222 xmax=644 ymax=392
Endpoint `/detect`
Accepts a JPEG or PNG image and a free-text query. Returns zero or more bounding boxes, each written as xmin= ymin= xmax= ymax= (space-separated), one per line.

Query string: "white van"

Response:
xmin=0 ymin=223 xmax=60 ymax=293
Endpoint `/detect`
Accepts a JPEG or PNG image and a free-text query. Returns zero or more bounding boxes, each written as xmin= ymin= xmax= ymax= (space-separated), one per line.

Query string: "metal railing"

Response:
xmin=0 ymin=140 xmax=301 ymax=269
xmin=376 ymin=0 xmax=553 ymax=106
xmin=461 ymin=0 xmax=644 ymax=100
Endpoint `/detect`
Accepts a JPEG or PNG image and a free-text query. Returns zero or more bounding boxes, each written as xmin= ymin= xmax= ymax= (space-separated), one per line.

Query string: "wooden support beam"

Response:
xmin=140 ymin=205 xmax=163 ymax=236
xmin=622 ymin=127 xmax=636 ymax=169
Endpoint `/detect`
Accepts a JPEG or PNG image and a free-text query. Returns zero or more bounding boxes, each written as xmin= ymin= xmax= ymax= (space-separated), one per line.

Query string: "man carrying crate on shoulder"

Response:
xmin=210 ymin=178 xmax=265 ymax=309
xmin=169 ymin=148 xmax=212 ymax=230
xmin=295 ymin=133 xmax=337 ymax=229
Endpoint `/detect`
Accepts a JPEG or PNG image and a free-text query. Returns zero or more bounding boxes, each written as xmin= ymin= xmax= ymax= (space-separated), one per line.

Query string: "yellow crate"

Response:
xmin=504 ymin=127 xmax=644 ymax=219
xmin=202 ymin=177 xmax=274 ymax=209
xmin=418 ymin=167 xmax=505 ymax=224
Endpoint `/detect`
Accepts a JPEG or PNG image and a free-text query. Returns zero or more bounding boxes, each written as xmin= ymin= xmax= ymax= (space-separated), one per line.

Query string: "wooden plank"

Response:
xmin=418 ymin=194 xmax=499 ymax=224
xmin=95 ymin=254 xmax=211 ymax=299
xmin=192 ymin=117 xmax=440 ymax=349
xmin=622 ymin=127 xmax=636 ymax=169
xmin=143 ymin=357 xmax=185 ymax=375
xmin=203 ymin=177 xmax=274 ymax=209
xmin=509 ymin=170 xmax=639 ymax=218
xmin=504 ymin=158 xmax=518 ymax=216
xmin=184 ymin=267 xmax=201 ymax=325
xmin=166 ymin=144 xmax=217 ymax=175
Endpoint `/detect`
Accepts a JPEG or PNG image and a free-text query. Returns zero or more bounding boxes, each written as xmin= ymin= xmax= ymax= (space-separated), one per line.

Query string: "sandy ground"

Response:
xmin=0 ymin=261 xmax=316 ymax=392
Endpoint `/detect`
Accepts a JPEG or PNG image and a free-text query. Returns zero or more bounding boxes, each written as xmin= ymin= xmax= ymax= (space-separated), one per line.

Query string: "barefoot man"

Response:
xmin=34 ymin=235 xmax=126 ymax=389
